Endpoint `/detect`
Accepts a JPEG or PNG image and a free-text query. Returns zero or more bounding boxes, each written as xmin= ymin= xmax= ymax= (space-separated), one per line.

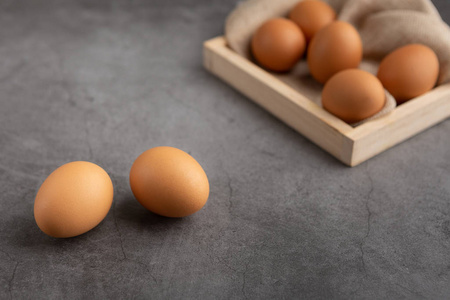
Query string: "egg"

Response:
xmin=307 ymin=21 xmax=362 ymax=84
xmin=251 ymin=18 xmax=306 ymax=72
xmin=322 ymin=69 xmax=386 ymax=124
xmin=377 ymin=44 xmax=439 ymax=104
xmin=34 ymin=161 xmax=113 ymax=238
xmin=129 ymin=147 xmax=209 ymax=218
xmin=289 ymin=0 xmax=336 ymax=41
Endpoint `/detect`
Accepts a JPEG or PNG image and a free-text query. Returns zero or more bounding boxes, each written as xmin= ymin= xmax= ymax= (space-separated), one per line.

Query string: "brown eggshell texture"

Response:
xmin=289 ymin=0 xmax=336 ymax=41
xmin=129 ymin=147 xmax=209 ymax=218
xmin=34 ymin=161 xmax=114 ymax=238
xmin=307 ymin=21 xmax=362 ymax=84
xmin=251 ymin=18 xmax=306 ymax=72
xmin=322 ymin=69 xmax=386 ymax=124
xmin=377 ymin=44 xmax=439 ymax=104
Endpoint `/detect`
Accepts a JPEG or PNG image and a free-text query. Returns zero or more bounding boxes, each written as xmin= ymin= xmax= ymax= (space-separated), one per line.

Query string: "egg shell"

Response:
xmin=322 ymin=69 xmax=386 ymax=124
xmin=307 ymin=21 xmax=362 ymax=84
xmin=251 ymin=18 xmax=306 ymax=72
xmin=34 ymin=161 xmax=114 ymax=238
xmin=129 ymin=147 xmax=209 ymax=218
xmin=377 ymin=44 xmax=439 ymax=104
xmin=289 ymin=0 xmax=336 ymax=41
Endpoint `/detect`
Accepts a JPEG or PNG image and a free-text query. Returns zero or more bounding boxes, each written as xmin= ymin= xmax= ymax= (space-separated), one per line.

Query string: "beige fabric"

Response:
xmin=225 ymin=0 xmax=450 ymax=125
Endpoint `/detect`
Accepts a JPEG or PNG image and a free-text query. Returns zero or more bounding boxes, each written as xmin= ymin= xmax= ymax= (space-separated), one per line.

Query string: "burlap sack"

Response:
xmin=225 ymin=0 xmax=450 ymax=125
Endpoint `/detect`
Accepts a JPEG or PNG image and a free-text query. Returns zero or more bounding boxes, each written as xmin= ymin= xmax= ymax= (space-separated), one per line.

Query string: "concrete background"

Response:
xmin=0 ymin=0 xmax=449 ymax=299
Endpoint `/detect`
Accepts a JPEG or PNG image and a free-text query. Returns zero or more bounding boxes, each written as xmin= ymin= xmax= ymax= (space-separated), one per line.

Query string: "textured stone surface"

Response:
xmin=0 ymin=0 xmax=449 ymax=299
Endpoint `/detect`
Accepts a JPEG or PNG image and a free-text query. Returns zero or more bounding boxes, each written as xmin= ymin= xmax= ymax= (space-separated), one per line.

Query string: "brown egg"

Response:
xmin=307 ymin=21 xmax=362 ymax=84
xmin=251 ymin=18 xmax=306 ymax=72
xmin=322 ymin=69 xmax=386 ymax=124
xmin=129 ymin=147 xmax=209 ymax=218
xmin=289 ymin=0 xmax=336 ymax=41
xmin=377 ymin=44 xmax=439 ymax=104
xmin=34 ymin=161 xmax=114 ymax=238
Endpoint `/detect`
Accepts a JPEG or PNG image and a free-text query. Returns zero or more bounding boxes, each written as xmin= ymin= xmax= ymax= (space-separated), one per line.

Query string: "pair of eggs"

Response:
xmin=34 ymin=147 xmax=209 ymax=238
xmin=323 ymin=44 xmax=440 ymax=123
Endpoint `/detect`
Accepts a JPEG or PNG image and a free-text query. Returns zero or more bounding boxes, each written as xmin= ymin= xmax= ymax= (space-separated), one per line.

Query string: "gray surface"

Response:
xmin=1 ymin=0 xmax=449 ymax=299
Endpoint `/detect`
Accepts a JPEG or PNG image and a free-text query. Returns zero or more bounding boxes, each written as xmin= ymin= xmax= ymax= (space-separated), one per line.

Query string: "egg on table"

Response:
xmin=129 ymin=146 xmax=209 ymax=218
xmin=377 ymin=44 xmax=439 ymax=104
xmin=307 ymin=21 xmax=362 ymax=84
xmin=34 ymin=161 xmax=114 ymax=238
xmin=251 ymin=18 xmax=306 ymax=72
xmin=289 ymin=0 xmax=336 ymax=41
xmin=322 ymin=69 xmax=386 ymax=124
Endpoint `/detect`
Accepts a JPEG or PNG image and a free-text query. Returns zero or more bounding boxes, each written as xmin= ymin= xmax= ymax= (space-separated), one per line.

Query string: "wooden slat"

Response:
xmin=347 ymin=84 xmax=450 ymax=166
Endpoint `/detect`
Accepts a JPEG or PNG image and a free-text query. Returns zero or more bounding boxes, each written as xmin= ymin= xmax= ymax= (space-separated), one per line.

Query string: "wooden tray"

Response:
xmin=203 ymin=36 xmax=450 ymax=167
